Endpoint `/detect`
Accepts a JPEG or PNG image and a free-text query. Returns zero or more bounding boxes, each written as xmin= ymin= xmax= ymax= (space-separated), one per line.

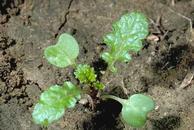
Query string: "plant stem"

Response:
xmin=71 ymin=60 xmax=78 ymax=69
xmin=101 ymin=95 xmax=127 ymax=105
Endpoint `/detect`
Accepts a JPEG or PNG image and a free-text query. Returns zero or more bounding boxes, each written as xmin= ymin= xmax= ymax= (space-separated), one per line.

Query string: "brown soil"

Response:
xmin=1 ymin=0 xmax=194 ymax=130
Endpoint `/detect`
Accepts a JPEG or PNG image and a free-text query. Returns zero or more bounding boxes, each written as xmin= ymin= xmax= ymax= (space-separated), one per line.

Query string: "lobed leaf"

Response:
xmin=101 ymin=12 xmax=148 ymax=72
xmin=44 ymin=33 xmax=79 ymax=68
xmin=32 ymin=82 xmax=81 ymax=126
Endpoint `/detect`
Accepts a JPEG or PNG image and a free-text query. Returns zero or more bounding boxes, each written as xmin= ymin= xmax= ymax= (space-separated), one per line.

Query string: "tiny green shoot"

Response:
xmin=93 ymin=81 xmax=105 ymax=90
xmin=102 ymin=94 xmax=155 ymax=128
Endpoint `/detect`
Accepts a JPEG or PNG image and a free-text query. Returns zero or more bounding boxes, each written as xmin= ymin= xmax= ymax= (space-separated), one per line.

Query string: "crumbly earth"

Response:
xmin=0 ymin=0 xmax=194 ymax=130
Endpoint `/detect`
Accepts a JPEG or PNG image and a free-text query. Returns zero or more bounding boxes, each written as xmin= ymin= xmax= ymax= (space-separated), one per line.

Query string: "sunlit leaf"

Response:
xmin=121 ymin=94 xmax=155 ymax=128
xmin=44 ymin=33 xmax=79 ymax=68
xmin=101 ymin=12 xmax=148 ymax=72
xmin=32 ymin=82 xmax=81 ymax=126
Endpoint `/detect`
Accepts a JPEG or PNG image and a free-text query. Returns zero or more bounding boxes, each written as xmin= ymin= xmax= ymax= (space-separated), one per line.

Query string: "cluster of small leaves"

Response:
xmin=74 ymin=64 xmax=97 ymax=84
xmin=32 ymin=82 xmax=81 ymax=126
xmin=101 ymin=12 xmax=149 ymax=72
xmin=74 ymin=64 xmax=105 ymax=90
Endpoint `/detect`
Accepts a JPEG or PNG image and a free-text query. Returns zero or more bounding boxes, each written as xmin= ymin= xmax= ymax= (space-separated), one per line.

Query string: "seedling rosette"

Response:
xmin=32 ymin=12 xmax=155 ymax=128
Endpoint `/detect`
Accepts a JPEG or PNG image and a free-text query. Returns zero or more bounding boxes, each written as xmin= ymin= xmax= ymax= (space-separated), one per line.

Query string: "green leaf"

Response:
xmin=102 ymin=94 xmax=155 ymax=128
xmin=32 ymin=82 xmax=81 ymax=126
xmin=74 ymin=64 xmax=97 ymax=84
xmin=44 ymin=33 xmax=79 ymax=68
xmin=121 ymin=94 xmax=155 ymax=128
xmin=102 ymin=12 xmax=149 ymax=72
xmin=93 ymin=81 xmax=105 ymax=90
xmin=32 ymin=103 xmax=64 ymax=126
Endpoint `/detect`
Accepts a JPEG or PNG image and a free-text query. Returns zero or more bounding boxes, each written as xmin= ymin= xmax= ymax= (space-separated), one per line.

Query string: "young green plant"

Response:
xmin=32 ymin=12 xmax=155 ymax=128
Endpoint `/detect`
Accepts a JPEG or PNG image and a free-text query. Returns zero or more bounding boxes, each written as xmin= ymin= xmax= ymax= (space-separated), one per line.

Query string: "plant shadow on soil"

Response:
xmin=83 ymin=100 xmax=124 ymax=130
xmin=92 ymin=58 xmax=108 ymax=80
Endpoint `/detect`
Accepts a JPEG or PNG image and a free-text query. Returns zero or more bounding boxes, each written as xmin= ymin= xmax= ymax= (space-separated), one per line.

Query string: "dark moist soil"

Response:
xmin=1 ymin=0 xmax=194 ymax=130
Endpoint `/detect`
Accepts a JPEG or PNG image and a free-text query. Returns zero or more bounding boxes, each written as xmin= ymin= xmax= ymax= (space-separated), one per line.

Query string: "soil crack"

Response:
xmin=54 ymin=0 xmax=74 ymax=38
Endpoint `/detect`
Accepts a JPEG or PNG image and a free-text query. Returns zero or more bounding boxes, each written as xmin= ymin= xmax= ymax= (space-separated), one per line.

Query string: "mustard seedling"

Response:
xmin=32 ymin=12 xmax=155 ymax=128
xmin=101 ymin=12 xmax=149 ymax=72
